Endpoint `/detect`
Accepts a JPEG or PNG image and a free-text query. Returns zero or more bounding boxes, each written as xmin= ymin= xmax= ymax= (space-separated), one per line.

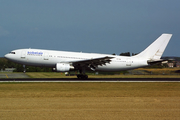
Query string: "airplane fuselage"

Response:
xmin=4 ymin=34 xmax=172 ymax=79
xmin=5 ymin=49 xmax=148 ymax=71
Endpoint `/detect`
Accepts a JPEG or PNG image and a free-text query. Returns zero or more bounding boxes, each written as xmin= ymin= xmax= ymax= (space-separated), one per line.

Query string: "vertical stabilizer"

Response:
xmin=134 ymin=34 xmax=172 ymax=60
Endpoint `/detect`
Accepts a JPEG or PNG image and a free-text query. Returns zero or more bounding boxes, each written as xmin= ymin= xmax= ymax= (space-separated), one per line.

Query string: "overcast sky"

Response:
xmin=0 ymin=0 xmax=180 ymax=57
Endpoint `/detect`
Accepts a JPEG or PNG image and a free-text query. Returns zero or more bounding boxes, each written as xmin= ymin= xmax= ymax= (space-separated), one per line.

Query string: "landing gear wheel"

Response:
xmin=82 ymin=75 xmax=88 ymax=79
xmin=77 ymin=74 xmax=88 ymax=79
xmin=77 ymin=74 xmax=81 ymax=79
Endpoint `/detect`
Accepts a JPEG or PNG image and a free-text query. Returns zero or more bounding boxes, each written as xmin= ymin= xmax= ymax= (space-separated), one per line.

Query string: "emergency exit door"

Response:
xmin=44 ymin=52 xmax=49 ymax=60
xmin=21 ymin=51 xmax=26 ymax=58
xmin=126 ymin=58 xmax=132 ymax=66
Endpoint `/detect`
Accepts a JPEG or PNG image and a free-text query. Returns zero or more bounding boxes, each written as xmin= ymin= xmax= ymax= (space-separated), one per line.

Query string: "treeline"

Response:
xmin=112 ymin=52 xmax=138 ymax=56
xmin=162 ymin=56 xmax=180 ymax=61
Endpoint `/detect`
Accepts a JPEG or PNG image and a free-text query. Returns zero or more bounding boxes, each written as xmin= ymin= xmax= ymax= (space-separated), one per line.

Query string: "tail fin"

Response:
xmin=134 ymin=34 xmax=172 ymax=60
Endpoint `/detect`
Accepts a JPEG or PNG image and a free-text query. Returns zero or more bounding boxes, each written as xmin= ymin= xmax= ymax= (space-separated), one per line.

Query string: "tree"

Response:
xmin=132 ymin=53 xmax=138 ymax=56
xmin=120 ymin=52 xmax=130 ymax=56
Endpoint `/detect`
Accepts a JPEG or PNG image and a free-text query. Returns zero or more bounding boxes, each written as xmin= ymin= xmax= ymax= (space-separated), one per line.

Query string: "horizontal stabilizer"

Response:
xmin=147 ymin=59 xmax=167 ymax=65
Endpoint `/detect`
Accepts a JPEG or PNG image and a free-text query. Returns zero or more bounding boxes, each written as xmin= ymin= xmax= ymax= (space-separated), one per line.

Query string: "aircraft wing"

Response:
xmin=63 ymin=56 xmax=114 ymax=71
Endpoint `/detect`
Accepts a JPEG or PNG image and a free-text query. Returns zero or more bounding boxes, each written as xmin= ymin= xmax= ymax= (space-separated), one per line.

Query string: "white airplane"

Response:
xmin=5 ymin=33 xmax=172 ymax=79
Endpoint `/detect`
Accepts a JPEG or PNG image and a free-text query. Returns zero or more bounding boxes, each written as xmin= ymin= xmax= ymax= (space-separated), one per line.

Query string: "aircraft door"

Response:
xmin=21 ymin=51 xmax=26 ymax=58
xmin=44 ymin=52 xmax=49 ymax=60
xmin=126 ymin=58 xmax=132 ymax=66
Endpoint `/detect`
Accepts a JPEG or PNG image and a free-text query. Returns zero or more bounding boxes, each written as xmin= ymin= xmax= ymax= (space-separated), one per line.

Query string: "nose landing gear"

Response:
xmin=23 ymin=65 xmax=26 ymax=73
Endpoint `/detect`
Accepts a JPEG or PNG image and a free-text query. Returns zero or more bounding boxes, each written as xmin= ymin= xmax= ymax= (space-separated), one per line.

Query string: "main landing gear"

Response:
xmin=77 ymin=74 xmax=88 ymax=79
xmin=76 ymin=69 xmax=88 ymax=79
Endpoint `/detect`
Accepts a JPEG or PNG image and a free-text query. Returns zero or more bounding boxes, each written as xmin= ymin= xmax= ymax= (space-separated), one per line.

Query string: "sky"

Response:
xmin=0 ymin=0 xmax=180 ymax=57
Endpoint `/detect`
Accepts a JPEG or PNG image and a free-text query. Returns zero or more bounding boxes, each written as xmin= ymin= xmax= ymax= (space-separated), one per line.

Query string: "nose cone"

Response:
xmin=4 ymin=54 xmax=9 ymax=59
xmin=4 ymin=51 xmax=16 ymax=60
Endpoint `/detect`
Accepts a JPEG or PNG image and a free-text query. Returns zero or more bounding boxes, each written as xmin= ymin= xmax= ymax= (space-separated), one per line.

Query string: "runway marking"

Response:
xmin=5 ymin=74 xmax=8 ymax=78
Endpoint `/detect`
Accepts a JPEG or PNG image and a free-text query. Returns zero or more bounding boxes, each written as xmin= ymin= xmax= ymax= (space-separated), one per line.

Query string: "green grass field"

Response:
xmin=24 ymin=68 xmax=180 ymax=78
xmin=25 ymin=72 xmax=180 ymax=78
xmin=1 ymin=68 xmax=180 ymax=79
xmin=0 ymin=82 xmax=180 ymax=120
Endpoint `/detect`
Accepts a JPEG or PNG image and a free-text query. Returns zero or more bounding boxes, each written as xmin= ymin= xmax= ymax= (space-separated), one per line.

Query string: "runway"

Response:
xmin=0 ymin=78 xmax=180 ymax=82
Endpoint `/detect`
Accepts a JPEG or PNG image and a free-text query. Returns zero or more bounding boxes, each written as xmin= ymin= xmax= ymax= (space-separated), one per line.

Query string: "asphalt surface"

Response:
xmin=0 ymin=73 xmax=29 ymax=78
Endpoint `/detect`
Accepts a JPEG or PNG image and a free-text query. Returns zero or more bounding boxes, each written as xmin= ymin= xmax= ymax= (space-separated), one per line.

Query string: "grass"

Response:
xmin=0 ymin=82 xmax=180 ymax=120
xmin=23 ymin=68 xmax=180 ymax=78
xmin=1 ymin=68 xmax=179 ymax=79
xmin=25 ymin=73 xmax=180 ymax=79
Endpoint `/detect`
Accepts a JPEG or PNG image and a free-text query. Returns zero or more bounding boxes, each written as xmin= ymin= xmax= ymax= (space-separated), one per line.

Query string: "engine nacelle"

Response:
xmin=56 ymin=63 xmax=74 ymax=72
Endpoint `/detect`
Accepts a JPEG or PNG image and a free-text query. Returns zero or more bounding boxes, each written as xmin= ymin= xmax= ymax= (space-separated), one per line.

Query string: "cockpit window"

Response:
xmin=9 ymin=52 xmax=15 ymax=54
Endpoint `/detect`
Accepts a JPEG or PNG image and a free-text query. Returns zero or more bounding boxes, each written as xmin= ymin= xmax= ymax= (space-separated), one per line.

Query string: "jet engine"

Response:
xmin=56 ymin=63 xmax=74 ymax=72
